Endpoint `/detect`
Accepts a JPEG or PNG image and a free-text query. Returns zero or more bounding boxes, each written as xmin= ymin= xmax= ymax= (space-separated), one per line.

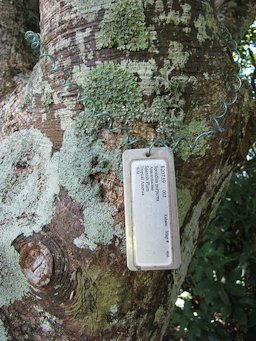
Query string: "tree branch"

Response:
xmin=0 ymin=0 xmax=39 ymax=100
xmin=215 ymin=0 xmax=256 ymax=42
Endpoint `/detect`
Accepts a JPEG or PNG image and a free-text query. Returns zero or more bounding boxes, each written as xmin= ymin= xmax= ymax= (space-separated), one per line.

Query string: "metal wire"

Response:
xmin=25 ymin=31 xmax=41 ymax=49
xmin=150 ymin=22 xmax=242 ymax=156
xmin=171 ymin=130 xmax=216 ymax=154
xmin=146 ymin=140 xmax=169 ymax=156
xmin=25 ymin=31 xmax=61 ymax=72
xmin=25 ymin=25 xmax=242 ymax=157
xmin=64 ymin=80 xmax=137 ymax=141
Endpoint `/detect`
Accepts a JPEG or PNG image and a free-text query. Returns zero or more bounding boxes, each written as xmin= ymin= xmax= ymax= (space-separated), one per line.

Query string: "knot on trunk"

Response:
xmin=19 ymin=242 xmax=53 ymax=287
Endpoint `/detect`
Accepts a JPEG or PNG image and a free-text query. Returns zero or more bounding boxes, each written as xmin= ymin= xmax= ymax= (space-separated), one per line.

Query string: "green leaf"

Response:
xmin=218 ymin=287 xmax=232 ymax=318
xmin=205 ymin=266 xmax=214 ymax=280
xmin=183 ymin=300 xmax=193 ymax=318
xmin=219 ymin=287 xmax=230 ymax=306
xmin=188 ymin=324 xmax=202 ymax=339
xmin=171 ymin=311 xmax=183 ymax=324
xmin=225 ymin=282 xmax=245 ymax=297
xmin=228 ymin=267 xmax=243 ymax=282
xmin=247 ymin=308 xmax=256 ymax=327
xmin=198 ymin=242 xmax=212 ymax=256
xmin=208 ymin=334 xmax=222 ymax=341
xmin=220 ymin=303 xmax=232 ymax=320
xmin=238 ymin=296 xmax=256 ymax=307
xmin=176 ymin=318 xmax=189 ymax=338
xmin=232 ymin=307 xmax=248 ymax=326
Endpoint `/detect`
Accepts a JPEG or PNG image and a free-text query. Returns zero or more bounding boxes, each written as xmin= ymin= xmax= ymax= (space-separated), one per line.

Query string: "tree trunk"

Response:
xmin=0 ymin=0 xmax=255 ymax=340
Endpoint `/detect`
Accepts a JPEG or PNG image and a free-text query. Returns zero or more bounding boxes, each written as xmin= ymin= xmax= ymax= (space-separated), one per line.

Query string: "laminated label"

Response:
xmin=122 ymin=148 xmax=181 ymax=271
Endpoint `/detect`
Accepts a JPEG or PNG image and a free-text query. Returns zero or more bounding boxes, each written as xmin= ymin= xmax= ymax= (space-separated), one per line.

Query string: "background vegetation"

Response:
xmin=170 ymin=19 xmax=256 ymax=341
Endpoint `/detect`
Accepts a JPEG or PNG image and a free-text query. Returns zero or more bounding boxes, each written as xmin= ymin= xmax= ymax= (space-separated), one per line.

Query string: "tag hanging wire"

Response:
xmin=25 ymin=21 xmax=242 ymax=158
xmin=147 ymin=22 xmax=242 ymax=156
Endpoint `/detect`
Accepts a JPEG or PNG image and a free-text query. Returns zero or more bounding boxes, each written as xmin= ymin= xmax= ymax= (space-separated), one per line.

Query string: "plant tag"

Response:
xmin=123 ymin=148 xmax=180 ymax=271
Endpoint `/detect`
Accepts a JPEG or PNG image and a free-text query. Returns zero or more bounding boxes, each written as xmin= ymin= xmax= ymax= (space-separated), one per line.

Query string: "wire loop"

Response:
xmin=215 ymin=101 xmax=228 ymax=119
xmin=25 ymin=31 xmax=41 ymax=49
xmin=146 ymin=140 xmax=169 ymax=157
xmin=226 ymin=93 xmax=238 ymax=106
xmin=25 ymin=23 xmax=242 ymax=158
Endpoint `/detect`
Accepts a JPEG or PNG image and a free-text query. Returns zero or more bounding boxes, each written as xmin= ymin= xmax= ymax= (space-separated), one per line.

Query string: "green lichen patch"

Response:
xmin=194 ymin=1 xmax=219 ymax=44
xmin=168 ymin=41 xmax=191 ymax=70
xmin=176 ymin=118 xmax=210 ymax=161
xmin=148 ymin=26 xmax=159 ymax=54
xmin=194 ymin=14 xmax=209 ymax=44
xmin=76 ymin=62 xmax=143 ymax=133
xmin=0 ymin=129 xmax=59 ymax=234
xmin=156 ymin=1 xmax=191 ymax=26
xmin=143 ymin=72 xmax=196 ymax=139
xmin=155 ymin=0 xmax=164 ymax=13
xmin=73 ymin=233 xmax=97 ymax=251
xmin=0 ymin=129 xmax=59 ymax=307
xmin=203 ymin=2 xmax=219 ymax=37
xmin=180 ymin=4 xmax=192 ymax=25
xmin=0 ymin=318 xmax=7 ymax=341
xmin=144 ymin=95 xmax=185 ymax=137
xmin=20 ymin=94 xmax=33 ymax=111
xmin=120 ymin=58 xmax=157 ymax=96
xmin=64 ymin=0 xmax=112 ymax=17
xmin=69 ymin=267 xmax=129 ymax=332
xmin=96 ymin=0 xmax=149 ymax=51
xmin=41 ymin=91 xmax=54 ymax=106
xmin=72 ymin=64 xmax=91 ymax=86
xmin=59 ymin=122 xmax=124 ymax=249
xmin=84 ymin=203 xmax=123 ymax=246
xmin=155 ymin=63 xmax=197 ymax=94
xmin=41 ymin=77 xmax=54 ymax=107
xmin=177 ymin=187 xmax=192 ymax=226
xmin=154 ymin=304 xmax=166 ymax=324
xmin=0 ymin=237 xmax=30 ymax=307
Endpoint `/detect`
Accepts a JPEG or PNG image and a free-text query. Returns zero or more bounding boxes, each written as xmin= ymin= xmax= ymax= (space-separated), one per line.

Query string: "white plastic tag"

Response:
xmin=122 ymin=148 xmax=180 ymax=271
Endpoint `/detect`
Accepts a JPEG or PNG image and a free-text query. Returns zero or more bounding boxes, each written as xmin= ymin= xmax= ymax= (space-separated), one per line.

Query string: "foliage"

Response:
xmin=237 ymin=19 xmax=256 ymax=96
xmin=170 ymin=19 xmax=256 ymax=340
xmin=170 ymin=153 xmax=256 ymax=340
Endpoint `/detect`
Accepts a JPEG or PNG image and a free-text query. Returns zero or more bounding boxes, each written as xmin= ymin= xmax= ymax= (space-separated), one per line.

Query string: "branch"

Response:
xmin=0 ymin=0 xmax=39 ymax=99
xmin=215 ymin=0 xmax=256 ymax=42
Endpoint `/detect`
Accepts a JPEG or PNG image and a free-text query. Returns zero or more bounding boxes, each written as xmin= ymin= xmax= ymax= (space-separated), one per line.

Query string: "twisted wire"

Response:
xmin=25 ymin=31 xmax=41 ymax=49
xmin=25 ymin=31 xmax=61 ymax=72
xmin=25 ymin=27 xmax=242 ymax=157
xmin=148 ymin=23 xmax=242 ymax=156
xmin=64 ymin=80 xmax=140 ymax=146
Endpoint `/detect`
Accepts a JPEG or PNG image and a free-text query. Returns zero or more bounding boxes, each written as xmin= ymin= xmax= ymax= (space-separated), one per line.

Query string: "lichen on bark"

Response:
xmin=177 ymin=187 xmax=192 ymax=226
xmin=68 ymin=267 xmax=130 ymax=332
xmin=0 ymin=319 xmax=7 ymax=341
xmin=0 ymin=129 xmax=59 ymax=233
xmin=96 ymin=0 xmax=149 ymax=51
xmin=0 ymin=0 xmax=255 ymax=339
xmin=76 ymin=61 xmax=143 ymax=132
xmin=194 ymin=1 xmax=219 ymax=44
xmin=58 ymin=121 xmax=124 ymax=250
xmin=0 ymin=129 xmax=59 ymax=308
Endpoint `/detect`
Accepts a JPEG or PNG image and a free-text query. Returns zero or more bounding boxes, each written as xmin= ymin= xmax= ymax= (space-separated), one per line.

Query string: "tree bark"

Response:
xmin=0 ymin=1 xmax=255 ymax=340
xmin=215 ymin=0 xmax=256 ymax=41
